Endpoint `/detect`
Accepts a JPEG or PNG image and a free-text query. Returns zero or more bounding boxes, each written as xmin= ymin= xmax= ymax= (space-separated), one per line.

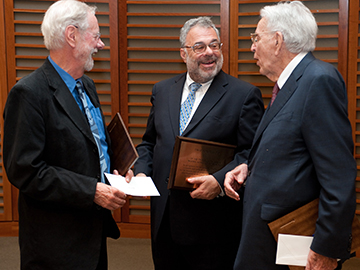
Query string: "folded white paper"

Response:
xmin=276 ymin=234 xmax=313 ymax=267
xmin=105 ymin=173 xmax=160 ymax=196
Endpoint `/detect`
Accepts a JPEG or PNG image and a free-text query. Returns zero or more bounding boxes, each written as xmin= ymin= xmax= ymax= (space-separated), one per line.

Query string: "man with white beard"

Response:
xmin=3 ymin=1 xmax=132 ymax=269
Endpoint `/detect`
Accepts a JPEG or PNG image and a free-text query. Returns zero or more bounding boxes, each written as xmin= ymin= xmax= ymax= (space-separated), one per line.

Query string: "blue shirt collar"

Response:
xmin=48 ymin=56 xmax=77 ymax=94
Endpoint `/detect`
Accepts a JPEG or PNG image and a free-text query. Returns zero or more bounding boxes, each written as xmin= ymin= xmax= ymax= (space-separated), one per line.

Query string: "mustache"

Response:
xmin=198 ymin=55 xmax=217 ymax=63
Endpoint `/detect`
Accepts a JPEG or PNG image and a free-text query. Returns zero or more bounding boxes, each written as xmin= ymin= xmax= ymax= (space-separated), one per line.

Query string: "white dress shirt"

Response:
xmin=180 ymin=73 xmax=213 ymax=130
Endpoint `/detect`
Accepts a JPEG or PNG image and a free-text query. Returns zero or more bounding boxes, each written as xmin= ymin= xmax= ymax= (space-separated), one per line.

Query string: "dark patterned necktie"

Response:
xmin=76 ymin=80 xmax=107 ymax=183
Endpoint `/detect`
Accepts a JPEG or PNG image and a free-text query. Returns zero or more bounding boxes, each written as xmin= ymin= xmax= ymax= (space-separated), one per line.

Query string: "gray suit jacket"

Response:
xmin=234 ymin=52 xmax=356 ymax=270
xmin=3 ymin=59 xmax=119 ymax=269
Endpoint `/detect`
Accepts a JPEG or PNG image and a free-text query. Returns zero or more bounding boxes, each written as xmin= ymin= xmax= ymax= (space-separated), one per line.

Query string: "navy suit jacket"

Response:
xmin=3 ymin=59 xmax=119 ymax=269
xmin=134 ymin=70 xmax=264 ymax=245
xmin=234 ymin=52 xmax=356 ymax=270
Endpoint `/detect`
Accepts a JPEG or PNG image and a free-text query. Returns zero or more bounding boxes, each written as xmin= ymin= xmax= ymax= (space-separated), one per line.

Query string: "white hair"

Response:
xmin=260 ymin=1 xmax=318 ymax=53
xmin=41 ymin=0 xmax=96 ymax=50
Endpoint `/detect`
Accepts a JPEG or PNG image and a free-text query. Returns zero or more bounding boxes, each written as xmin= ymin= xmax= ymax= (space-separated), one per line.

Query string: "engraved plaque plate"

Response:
xmin=168 ymin=136 xmax=236 ymax=191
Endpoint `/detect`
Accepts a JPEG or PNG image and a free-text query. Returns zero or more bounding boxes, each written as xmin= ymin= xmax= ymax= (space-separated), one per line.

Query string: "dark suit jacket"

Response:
xmin=134 ymin=70 xmax=264 ymax=246
xmin=234 ymin=52 xmax=356 ymax=270
xmin=3 ymin=59 xmax=120 ymax=270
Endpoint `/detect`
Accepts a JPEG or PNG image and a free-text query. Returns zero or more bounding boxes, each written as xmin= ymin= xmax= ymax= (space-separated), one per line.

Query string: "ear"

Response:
xmin=65 ymin=25 xmax=77 ymax=48
xmin=180 ymin=48 xmax=187 ymax=63
xmin=274 ymin=32 xmax=284 ymax=55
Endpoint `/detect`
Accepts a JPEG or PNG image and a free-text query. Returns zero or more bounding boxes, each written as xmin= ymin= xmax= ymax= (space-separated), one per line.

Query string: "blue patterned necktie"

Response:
xmin=76 ymin=80 xmax=107 ymax=183
xmin=179 ymin=82 xmax=201 ymax=135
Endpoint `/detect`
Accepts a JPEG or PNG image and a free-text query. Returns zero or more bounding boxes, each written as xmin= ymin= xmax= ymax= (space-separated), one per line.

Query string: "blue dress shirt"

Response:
xmin=48 ymin=56 xmax=110 ymax=174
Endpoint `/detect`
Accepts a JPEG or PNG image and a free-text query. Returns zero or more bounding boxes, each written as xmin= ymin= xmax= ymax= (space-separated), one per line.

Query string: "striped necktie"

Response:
xmin=179 ymin=82 xmax=201 ymax=135
xmin=76 ymin=80 xmax=107 ymax=183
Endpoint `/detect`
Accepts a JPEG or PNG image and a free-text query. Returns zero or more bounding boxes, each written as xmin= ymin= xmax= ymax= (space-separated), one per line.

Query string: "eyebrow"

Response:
xmin=194 ymin=39 xmax=219 ymax=45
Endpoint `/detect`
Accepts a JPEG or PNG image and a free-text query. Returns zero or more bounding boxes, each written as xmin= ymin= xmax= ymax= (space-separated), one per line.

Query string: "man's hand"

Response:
xmin=187 ymin=175 xmax=221 ymax=200
xmin=113 ymin=169 xmax=134 ymax=183
xmin=224 ymin=163 xmax=248 ymax=201
xmin=94 ymin=182 xmax=127 ymax=211
xmin=305 ymin=249 xmax=338 ymax=270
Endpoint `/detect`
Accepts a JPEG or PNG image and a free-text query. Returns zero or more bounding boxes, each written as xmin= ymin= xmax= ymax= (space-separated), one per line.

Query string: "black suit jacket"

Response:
xmin=3 ymin=59 xmax=119 ymax=269
xmin=234 ymin=53 xmax=356 ymax=270
xmin=134 ymin=70 xmax=264 ymax=245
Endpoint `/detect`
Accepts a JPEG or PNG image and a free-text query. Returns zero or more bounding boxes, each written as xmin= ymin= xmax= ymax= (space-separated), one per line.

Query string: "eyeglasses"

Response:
xmin=183 ymin=41 xmax=223 ymax=54
xmin=250 ymin=31 xmax=274 ymax=43
xmin=73 ymin=25 xmax=101 ymax=41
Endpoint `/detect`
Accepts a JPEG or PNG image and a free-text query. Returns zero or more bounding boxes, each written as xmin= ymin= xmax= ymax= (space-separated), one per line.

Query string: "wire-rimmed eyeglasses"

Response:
xmin=73 ymin=25 xmax=101 ymax=41
xmin=250 ymin=31 xmax=274 ymax=43
xmin=183 ymin=41 xmax=223 ymax=54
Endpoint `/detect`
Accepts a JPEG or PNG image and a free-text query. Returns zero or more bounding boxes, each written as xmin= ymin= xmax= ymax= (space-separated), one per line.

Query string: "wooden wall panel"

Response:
xmin=0 ymin=0 xmax=358 ymax=236
xmin=348 ymin=0 xmax=360 ymax=216
xmin=0 ymin=0 xmax=13 ymax=222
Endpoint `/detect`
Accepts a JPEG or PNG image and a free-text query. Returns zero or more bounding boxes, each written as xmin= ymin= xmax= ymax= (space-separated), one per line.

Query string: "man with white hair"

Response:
xmin=3 ymin=0 xmax=131 ymax=269
xmin=225 ymin=1 xmax=356 ymax=270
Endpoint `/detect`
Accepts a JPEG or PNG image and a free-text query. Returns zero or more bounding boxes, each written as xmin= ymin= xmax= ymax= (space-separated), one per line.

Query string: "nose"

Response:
xmin=251 ymin=42 xmax=256 ymax=52
xmin=203 ymin=44 xmax=214 ymax=55
xmin=97 ymin=38 xmax=105 ymax=50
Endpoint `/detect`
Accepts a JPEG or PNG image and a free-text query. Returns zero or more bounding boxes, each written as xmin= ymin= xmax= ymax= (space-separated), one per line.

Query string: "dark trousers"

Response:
xmin=152 ymin=205 xmax=239 ymax=270
xmin=95 ymin=231 xmax=108 ymax=270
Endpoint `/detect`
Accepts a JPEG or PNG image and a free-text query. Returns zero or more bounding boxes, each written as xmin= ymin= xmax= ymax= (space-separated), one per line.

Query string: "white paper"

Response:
xmin=276 ymin=234 xmax=313 ymax=267
xmin=105 ymin=173 xmax=160 ymax=196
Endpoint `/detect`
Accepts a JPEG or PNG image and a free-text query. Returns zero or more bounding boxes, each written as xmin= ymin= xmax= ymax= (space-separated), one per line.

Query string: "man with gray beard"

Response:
xmin=133 ymin=16 xmax=264 ymax=270
xmin=3 ymin=1 xmax=131 ymax=269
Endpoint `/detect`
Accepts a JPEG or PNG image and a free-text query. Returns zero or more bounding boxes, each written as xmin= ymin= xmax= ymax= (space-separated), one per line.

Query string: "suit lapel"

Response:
xmin=249 ymin=53 xmax=315 ymax=160
xmin=168 ymin=74 xmax=186 ymax=136
xmin=42 ymin=60 xmax=95 ymax=144
xmin=182 ymin=71 xmax=227 ymax=136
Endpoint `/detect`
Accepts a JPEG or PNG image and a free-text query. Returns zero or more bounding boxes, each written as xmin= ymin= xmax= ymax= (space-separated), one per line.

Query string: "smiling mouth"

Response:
xmin=201 ymin=60 xmax=215 ymax=67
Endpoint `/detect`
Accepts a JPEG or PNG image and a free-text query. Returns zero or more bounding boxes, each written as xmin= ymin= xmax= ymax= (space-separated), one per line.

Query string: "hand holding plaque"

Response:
xmin=168 ymin=137 xmax=236 ymax=191
xmin=107 ymin=113 xmax=139 ymax=176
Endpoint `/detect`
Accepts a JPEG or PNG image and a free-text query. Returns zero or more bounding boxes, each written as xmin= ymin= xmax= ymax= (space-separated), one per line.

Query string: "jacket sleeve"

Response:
xmin=302 ymin=72 xmax=356 ymax=259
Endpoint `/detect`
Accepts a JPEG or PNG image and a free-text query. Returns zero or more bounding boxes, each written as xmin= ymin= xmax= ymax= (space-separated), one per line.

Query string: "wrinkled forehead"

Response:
xmin=256 ymin=18 xmax=268 ymax=33
xmin=86 ymin=12 xmax=100 ymax=32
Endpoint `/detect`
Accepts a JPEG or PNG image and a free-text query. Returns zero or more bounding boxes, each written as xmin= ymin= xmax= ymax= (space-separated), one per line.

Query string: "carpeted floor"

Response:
xmin=0 ymin=236 xmax=359 ymax=269
xmin=0 ymin=237 xmax=153 ymax=270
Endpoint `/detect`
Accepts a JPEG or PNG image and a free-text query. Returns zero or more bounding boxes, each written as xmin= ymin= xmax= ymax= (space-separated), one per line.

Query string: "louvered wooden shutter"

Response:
xmin=348 ymin=0 xmax=360 ymax=216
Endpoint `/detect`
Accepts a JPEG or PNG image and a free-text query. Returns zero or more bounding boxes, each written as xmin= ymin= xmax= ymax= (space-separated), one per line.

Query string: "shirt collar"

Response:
xmin=48 ymin=56 xmax=77 ymax=94
xmin=185 ymin=73 xmax=213 ymax=92
xmin=277 ymin=52 xmax=307 ymax=89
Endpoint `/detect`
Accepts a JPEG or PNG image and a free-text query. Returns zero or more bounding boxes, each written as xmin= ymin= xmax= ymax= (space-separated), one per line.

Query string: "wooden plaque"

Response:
xmin=268 ymin=198 xmax=360 ymax=260
xmin=107 ymin=112 xmax=139 ymax=175
xmin=168 ymin=136 xmax=236 ymax=191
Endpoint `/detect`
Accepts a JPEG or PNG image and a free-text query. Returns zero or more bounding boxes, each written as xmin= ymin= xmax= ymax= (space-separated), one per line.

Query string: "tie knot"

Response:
xmin=270 ymin=82 xmax=280 ymax=106
xmin=75 ymin=80 xmax=83 ymax=94
xmin=272 ymin=83 xmax=279 ymax=95
xmin=189 ymin=82 xmax=201 ymax=93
